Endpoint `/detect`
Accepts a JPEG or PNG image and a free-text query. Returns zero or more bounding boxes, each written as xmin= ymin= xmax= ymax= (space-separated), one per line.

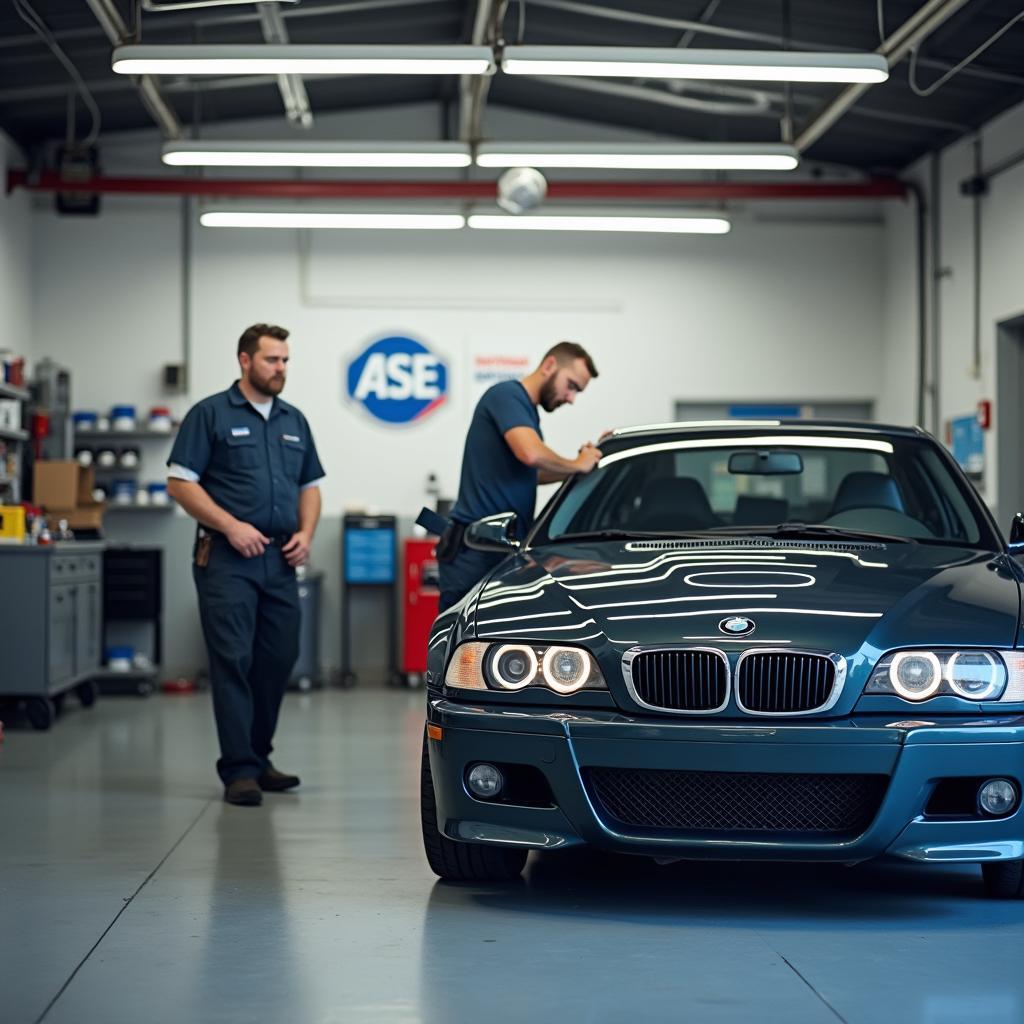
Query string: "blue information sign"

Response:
xmin=344 ymin=526 xmax=395 ymax=584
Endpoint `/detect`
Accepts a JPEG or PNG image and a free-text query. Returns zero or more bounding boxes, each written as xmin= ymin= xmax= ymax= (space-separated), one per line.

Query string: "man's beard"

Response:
xmin=539 ymin=377 xmax=561 ymax=412
xmin=250 ymin=370 xmax=285 ymax=398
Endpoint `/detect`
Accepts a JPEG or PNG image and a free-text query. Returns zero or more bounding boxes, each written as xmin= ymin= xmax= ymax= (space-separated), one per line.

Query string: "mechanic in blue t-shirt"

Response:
xmin=439 ymin=342 xmax=602 ymax=610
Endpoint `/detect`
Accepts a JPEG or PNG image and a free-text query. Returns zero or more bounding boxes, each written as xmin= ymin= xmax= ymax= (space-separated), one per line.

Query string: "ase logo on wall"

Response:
xmin=346 ymin=335 xmax=448 ymax=426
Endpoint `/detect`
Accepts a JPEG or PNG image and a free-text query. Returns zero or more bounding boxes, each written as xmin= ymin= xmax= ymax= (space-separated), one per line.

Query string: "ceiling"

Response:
xmin=1 ymin=0 xmax=1023 ymax=173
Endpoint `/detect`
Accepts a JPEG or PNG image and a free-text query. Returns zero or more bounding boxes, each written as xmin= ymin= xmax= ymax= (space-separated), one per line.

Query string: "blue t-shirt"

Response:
xmin=450 ymin=381 xmax=541 ymax=539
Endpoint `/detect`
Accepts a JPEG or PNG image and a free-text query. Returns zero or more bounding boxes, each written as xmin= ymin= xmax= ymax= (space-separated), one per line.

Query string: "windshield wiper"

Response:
xmin=755 ymin=523 xmax=915 ymax=544
xmin=554 ymin=529 xmax=708 ymax=542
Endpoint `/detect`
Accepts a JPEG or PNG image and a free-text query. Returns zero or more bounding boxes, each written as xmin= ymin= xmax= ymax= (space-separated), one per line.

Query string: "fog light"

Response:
xmin=978 ymin=779 xmax=1018 ymax=817
xmin=467 ymin=763 xmax=503 ymax=799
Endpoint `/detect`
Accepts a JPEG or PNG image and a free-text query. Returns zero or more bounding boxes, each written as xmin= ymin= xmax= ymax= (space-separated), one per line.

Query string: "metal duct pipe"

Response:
xmin=795 ymin=0 xmax=970 ymax=153
xmin=6 ymin=170 xmax=908 ymax=200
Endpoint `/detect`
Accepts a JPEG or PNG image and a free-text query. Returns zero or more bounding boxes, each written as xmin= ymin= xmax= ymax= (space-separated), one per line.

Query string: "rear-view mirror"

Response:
xmin=728 ymin=450 xmax=804 ymax=476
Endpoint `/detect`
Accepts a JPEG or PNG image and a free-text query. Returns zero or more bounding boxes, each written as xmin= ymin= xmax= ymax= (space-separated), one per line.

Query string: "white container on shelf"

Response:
xmin=148 ymin=483 xmax=170 ymax=506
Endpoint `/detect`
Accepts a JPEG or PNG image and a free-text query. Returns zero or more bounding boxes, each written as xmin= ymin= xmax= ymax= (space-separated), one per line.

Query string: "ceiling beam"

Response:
xmin=458 ymin=0 xmax=499 ymax=142
xmin=83 ymin=0 xmax=182 ymax=139
xmin=257 ymin=1 xmax=313 ymax=128
xmin=795 ymin=0 xmax=971 ymax=153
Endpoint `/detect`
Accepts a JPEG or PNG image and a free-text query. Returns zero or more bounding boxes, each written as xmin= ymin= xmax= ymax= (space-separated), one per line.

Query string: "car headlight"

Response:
xmin=865 ymin=649 xmax=1011 ymax=702
xmin=445 ymin=641 xmax=607 ymax=695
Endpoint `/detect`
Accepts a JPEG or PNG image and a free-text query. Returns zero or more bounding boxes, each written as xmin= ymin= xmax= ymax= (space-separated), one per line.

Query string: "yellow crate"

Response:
xmin=0 ymin=505 xmax=26 ymax=542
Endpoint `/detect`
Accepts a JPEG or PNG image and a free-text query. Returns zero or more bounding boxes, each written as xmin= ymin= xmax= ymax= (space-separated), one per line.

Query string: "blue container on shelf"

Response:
xmin=105 ymin=645 xmax=134 ymax=671
xmin=73 ymin=411 xmax=98 ymax=430
xmin=147 ymin=482 xmax=170 ymax=506
xmin=111 ymin=405 xmax=137 ymax=431
xmin=111 ymin=478 xmax=137 ymax=505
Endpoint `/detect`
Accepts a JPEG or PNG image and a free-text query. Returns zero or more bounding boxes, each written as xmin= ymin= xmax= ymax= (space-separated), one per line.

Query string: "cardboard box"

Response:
xmin=33 ymin=460 xmax=96 ymax=511
xmin=46 ymin=505 xmax=105 ymax=532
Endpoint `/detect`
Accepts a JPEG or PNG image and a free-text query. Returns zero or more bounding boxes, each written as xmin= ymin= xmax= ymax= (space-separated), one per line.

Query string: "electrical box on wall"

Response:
xmin=162 ymin=364 xmax=187 ymax=394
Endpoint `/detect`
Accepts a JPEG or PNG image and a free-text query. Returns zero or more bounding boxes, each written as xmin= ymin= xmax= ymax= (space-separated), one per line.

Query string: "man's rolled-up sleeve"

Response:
xmin=167 ymin=405 xmax=213 ymax=478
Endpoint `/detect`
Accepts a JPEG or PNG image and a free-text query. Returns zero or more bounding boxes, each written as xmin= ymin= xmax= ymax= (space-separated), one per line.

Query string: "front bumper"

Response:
xmin=427 ymin=699 xmax=1024 ymax=864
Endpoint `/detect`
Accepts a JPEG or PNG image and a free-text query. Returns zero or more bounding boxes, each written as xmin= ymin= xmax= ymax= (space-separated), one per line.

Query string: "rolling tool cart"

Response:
xmin=0 ymin=543 xmax=104 ymax=729
xmin=340 ymin=513 xmax=400 ymax=687
xmin=400 ymin=537 xmax=440 ymax=688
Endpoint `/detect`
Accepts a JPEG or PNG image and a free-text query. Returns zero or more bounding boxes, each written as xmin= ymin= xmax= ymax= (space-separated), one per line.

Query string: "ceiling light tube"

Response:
xmin=476 ymin=142 xmax=799 ymax=171
xmin=501 ymin=46 xmax=889 ymax=84
xmin=468 ymin=214 xmax=730 ymax=234
xmin=163 ymin=141 xmax=472 ymax=168
xmin=200 ymin=211 xmax=466 ymax=229
xmin=113 ymin=44 xmax=494 ymax=76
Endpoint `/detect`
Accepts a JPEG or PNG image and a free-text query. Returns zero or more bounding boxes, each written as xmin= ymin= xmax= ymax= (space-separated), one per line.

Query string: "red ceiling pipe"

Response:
xmin=7 ymin=170 xmax=908 ymax=201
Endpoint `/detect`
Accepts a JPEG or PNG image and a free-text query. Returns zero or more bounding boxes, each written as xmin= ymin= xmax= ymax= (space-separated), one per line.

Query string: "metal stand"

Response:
xmin=340 ymin=514 xmax=400 ymax=688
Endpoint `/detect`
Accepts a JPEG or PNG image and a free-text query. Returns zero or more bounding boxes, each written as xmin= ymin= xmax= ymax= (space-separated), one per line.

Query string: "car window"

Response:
xmin=542 ymin=435 xmax=987 ymax=545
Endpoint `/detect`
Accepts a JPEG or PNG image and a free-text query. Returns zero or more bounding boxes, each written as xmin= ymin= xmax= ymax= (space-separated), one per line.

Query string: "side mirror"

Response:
xmin=1010 ymin=512 xmax=1024 ymax=551
xmin=465 ymin=512 xmax=520 ymax=553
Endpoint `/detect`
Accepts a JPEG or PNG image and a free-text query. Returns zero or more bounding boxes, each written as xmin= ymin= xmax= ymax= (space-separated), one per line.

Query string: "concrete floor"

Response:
xmin=1 ymin=687 xmax=1022 ymax=1024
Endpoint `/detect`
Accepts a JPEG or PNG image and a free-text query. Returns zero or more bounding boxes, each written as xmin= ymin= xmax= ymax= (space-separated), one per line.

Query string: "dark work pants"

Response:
xmin=193 ymin=539 xmax=301 ymax=785
xmin=438 ymin=546 xmax=504 ymax=612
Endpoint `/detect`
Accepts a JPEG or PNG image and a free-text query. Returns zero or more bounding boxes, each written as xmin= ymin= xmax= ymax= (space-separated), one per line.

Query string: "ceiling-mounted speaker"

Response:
xmin=55 ymin=146 xmax=99 ymax=216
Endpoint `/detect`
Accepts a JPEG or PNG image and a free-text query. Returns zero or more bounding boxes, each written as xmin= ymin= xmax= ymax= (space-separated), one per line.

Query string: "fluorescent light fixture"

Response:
xmin=468 ymin=214 xmax=731 ymax=234
xmin=501 ymin=47 xmax=889 ymax=84
xmin=476 ymin=142 xmax=799 ymax=171
xmin=112 ymin=44 xmax=494 ymax=76
xmin=163 ymin=141 xmax=472 ymax=168
xmin=200 ymin=211 xmax=466 ymax=229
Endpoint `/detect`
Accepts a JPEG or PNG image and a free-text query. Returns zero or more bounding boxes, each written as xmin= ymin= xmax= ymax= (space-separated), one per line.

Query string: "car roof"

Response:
xmin=603 ymin=419 xmax=930 ymax=444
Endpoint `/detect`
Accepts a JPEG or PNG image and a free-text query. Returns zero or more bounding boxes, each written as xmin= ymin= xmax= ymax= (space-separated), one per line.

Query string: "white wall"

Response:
xmin=0 ymin=131 xmax=33 ymax=365
xmin=29 ymin=105 xmax=887 ymax=675
xmin=880 ymin=98 xmax=1024 ymax=516
xmin=32 ymin=199 xmax=886 ymax=512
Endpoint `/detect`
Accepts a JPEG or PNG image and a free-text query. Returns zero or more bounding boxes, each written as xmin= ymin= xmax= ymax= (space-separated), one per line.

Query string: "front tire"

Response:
xmin=420 ymin=731 xmax=527 ymax=882
xmin=982 ymin=860 xmax=1024 ymax=898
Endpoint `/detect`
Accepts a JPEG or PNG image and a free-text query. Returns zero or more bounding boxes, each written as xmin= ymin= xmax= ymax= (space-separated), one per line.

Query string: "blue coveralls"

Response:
xmin=169 ymin=382 xmax=325 ymax=784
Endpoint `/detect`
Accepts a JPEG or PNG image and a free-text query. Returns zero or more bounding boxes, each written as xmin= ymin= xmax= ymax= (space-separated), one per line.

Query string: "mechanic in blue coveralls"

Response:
xmin=438 ymin=342 xmax=601 ymax=611
xmin=166 ymin=324 xmax=325 ymax=807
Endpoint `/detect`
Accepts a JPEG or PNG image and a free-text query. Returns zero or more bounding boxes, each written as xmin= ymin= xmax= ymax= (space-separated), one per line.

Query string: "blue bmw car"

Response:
xmin=421 ymin=420 xmax=1024 ymax=897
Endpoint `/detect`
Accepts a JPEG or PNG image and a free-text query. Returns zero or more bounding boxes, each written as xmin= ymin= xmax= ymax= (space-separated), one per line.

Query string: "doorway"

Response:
xmin=996 ymin=314 xmax=1024 ymax=537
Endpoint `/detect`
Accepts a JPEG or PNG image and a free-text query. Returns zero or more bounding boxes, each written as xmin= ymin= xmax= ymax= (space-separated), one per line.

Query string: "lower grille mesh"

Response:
xmin=585 ymin=767 xmax=887 ymax=834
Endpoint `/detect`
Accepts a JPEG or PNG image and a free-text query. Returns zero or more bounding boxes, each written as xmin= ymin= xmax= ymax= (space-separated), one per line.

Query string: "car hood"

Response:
xmin=471 ymin=540 xmax=1022 ymax=656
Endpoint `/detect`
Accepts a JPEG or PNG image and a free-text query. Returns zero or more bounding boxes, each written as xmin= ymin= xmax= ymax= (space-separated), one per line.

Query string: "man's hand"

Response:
xmin=573 ymin=443 xmax=602 ymax=474
xmin=226 ymin=521 xmax=271 ymax=558
xmin=282 ymin=530 xmax=312 ymax=567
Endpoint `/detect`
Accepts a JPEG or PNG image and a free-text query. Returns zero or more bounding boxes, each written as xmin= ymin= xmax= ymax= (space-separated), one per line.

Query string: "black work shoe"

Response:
xmin=224 ymin=777 xmax=263 ymax=806
xmin=258 ymin=765 xmax=301 ymax=792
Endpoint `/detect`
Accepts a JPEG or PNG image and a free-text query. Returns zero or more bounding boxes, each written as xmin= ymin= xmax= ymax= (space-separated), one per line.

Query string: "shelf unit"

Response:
xmin=74 ymin=425 xmax=178 ymax=507
xmin=75 ymin=429 xmax=177 ymax=443
xmin=104 ymin=504 xmax=175 ymax=514
xmin=0 ymin=380 xmax=30 ymax=504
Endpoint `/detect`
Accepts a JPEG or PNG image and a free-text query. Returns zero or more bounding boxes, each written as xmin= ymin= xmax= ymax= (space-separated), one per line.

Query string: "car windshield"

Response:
xmin=538 ymin=433 xmax=991 ymax=548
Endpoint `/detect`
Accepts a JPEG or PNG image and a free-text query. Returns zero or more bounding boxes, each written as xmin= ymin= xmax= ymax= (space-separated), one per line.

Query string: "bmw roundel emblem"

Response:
xmin=719 ymin=616 xmax=756 ymax=637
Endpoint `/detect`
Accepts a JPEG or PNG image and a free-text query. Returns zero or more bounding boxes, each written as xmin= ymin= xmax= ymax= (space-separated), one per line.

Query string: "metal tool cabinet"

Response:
xmin=0 ymin=542 xmax=104 ymax=728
